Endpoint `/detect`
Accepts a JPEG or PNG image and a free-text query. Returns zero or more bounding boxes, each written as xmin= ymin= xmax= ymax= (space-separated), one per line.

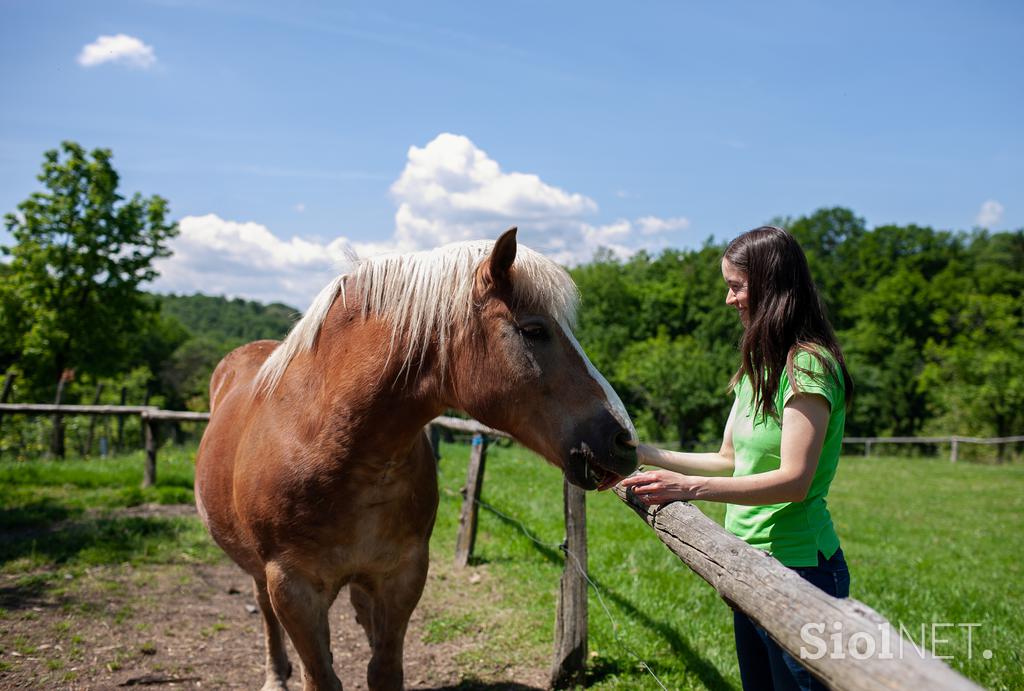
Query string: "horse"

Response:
xmin=194 ymin=227 xmax=638 ymax=691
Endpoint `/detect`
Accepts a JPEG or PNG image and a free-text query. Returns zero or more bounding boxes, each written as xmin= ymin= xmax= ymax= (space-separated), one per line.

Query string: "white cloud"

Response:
xmin=975 ymin=199 xmax=1004 ymax=228
xmin=151 ymin=133 xmax=695 ymax=307
xmin=294 ymin=203 xmax=306 ymax=213
xmin=389 ymin=133 xmax=692 ymax=264
xmin=636 ymin=215 xmax=691 ymax=235
xmin=77 ymin=34 xmax=157 ymax=69
xmin=390 ymin=133 xmax=596 ymax=249
xmin=151 ymin=214 xmax=358 ymax=308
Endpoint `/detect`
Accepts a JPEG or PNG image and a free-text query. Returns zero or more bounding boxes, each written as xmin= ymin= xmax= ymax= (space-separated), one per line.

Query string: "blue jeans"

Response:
xmin=733 ymin=548 xmax=851 ymax=691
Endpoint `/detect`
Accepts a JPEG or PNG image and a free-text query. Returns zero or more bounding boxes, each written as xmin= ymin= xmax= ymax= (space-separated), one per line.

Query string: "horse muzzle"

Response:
xmin=563 ymin=418 xmax=638 ymax=491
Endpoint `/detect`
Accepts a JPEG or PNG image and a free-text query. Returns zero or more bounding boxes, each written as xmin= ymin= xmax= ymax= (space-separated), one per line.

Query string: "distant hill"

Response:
xmin=156 ymin=293 xmax=299 ymax=347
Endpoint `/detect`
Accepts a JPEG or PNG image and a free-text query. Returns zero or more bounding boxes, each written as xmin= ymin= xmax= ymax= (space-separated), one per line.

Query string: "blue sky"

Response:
xmin=1 ymin=0 xmax=1021 ymax=307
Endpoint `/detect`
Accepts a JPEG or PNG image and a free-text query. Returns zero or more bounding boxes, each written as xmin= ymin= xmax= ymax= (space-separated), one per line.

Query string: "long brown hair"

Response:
xmin=724 ymin=226 xmax=853 ymax=421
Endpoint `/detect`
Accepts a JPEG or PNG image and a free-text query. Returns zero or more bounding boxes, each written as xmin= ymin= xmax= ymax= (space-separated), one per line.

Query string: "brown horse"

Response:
xmin=194 ymin=228 xmax=638 ymax=691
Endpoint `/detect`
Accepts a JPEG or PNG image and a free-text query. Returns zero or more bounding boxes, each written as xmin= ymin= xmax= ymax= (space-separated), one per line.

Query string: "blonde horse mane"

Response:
xmin=254 ymin=239 xmax=579 ymax=395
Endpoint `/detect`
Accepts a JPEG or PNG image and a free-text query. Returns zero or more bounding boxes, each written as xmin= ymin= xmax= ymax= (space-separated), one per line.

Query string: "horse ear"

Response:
xmin=478 ymin=227 xmax=518 ymax=294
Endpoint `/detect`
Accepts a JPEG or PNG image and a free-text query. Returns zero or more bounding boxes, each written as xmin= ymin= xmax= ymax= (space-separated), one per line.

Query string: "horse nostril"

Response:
xmin=612 ymin=429 xmax=636 ymax=455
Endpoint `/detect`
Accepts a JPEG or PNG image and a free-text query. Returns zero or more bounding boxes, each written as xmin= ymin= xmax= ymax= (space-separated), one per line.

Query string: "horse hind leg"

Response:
xmin=265 ymin=562 xmax=342 ymax=691
xmin=349 ymin=582 xmax=375 ymax=642
xmin=253 ymin=577 xmax=292 ymax=691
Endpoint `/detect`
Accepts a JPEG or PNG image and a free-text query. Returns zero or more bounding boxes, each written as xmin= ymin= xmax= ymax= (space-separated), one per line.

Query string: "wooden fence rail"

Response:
xmin=612 ymin=485 xmax=982 ymax=690
xmin=0 ymin=404 xmax=210 ymax=487
xmin=0 ymin=403 xmax=160 ymax=414
xmin=843 ymin=434 xmax=1024 ymax=462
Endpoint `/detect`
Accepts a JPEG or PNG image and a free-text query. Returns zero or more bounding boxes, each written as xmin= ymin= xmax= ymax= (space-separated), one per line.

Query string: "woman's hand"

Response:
xmin=619 ymin=469 xmax=707 ymax=505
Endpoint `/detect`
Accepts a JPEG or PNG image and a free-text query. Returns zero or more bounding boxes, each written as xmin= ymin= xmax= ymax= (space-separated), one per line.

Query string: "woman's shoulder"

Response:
xmin=790 ymin=345 xmax=838 ymax=374
xmin=785 ymin=344 xmax=845 ymax=404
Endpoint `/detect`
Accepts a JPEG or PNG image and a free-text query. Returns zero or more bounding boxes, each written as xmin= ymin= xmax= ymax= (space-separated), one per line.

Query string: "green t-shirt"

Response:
xmin=724 ymin=349 xmax=846 ymax=567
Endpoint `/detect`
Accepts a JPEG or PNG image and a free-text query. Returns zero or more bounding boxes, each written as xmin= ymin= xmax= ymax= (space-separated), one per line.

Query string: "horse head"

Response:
xmin=450 ymin=227 xmax=639 ymax=490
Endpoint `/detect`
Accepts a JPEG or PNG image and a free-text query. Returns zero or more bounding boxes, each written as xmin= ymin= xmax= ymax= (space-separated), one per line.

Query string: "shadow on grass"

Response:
xmin=482 ymin=504 xmax=732 ymax=691
xmin=0 ymin=571 xmax=55 ymax=611
xmin=0 ymin=516 xmax=208 ymax=582
xmin=0 ymin=498 xmax=80 ymax=531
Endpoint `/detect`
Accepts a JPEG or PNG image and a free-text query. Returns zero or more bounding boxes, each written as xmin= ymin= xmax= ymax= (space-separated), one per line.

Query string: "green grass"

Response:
xmin=0 ymin=446 xmax=221 ymax=572
xmin=1 ymin=443 xmax=1020 ymax=689
xmin=0 ymin=447 xmax=196 ymax=528
xmin=430 ymin=441 xmax=1024 ymax=690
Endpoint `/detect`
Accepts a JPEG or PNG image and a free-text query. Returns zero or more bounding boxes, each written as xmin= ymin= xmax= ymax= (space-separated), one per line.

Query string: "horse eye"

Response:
xmin=518 ymin=323 xmax=550 ymax=341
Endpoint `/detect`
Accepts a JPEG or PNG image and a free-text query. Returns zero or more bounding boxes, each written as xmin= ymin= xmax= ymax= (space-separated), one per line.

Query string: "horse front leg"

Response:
xmin=361 ymin=550 xmax=429 ymax=691
xmin=265 ymin=562 xmax=342 ymax=691
xmin=253 ymin=576 xmax=292 ymax=691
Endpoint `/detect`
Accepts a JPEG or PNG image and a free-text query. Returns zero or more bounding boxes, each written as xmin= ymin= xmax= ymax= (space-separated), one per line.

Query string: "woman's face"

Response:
xmin=721 ymin=258 xmax=750 ymax=327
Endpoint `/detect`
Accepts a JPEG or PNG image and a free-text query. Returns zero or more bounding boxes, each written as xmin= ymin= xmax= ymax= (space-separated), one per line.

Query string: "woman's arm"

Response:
xmin=637 ymin=400 xmax=738 ymax=477
xmin=622 ymin=393 xmax=829 ymax=505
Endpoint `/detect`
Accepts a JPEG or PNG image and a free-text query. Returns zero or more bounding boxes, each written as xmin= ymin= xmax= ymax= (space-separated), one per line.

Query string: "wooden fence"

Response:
xmin=0 ymin=403 xmax=997 ymax=688
xmin=612 ymin=485 xmax=982 ymax=690
xmin=429 ymin=416 xmax=589 ymax=688
xmin=844 ymin=435 xmax=1024 ymax=462
xmin=433 ymin=417 xmax=985 ymax=691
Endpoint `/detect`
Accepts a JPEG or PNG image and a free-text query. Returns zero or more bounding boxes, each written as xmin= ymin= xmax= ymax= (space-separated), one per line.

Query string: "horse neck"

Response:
xmin=299 ymin=305 xmax=448 ymax=459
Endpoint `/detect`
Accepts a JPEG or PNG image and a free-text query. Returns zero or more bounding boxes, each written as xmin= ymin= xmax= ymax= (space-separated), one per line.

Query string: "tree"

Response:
xmin=1 ymin=142 xmax=178 ymax=397
xmin=921 ymin=293 xmax=1024 ymax=455
xmin=616 ymin=333 xmax=734 ymax=446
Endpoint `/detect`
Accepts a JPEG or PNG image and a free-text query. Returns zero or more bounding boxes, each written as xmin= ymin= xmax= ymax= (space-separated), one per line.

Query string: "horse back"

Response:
xmin=209 ymin=339 xmax=280 ymax=413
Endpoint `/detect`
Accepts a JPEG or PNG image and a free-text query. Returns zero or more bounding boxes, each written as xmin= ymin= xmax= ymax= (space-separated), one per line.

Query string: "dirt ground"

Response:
xmin=0 ymin=506 xmax=547 ymax=691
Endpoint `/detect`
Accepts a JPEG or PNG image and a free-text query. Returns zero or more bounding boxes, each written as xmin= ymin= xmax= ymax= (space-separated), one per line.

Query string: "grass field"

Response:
xmin=0 ymin=444 xmax=1021 ymax=690
xmin=0 ymin=448 xmax=219 ymax=573
xmin=431 ymin=441 xmax=1023 ymax=691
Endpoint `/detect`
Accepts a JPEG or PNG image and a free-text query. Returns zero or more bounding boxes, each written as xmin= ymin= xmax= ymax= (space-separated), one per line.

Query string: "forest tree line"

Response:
xmin=1 ymin=144 xmax=1022 ymax=455
xmin=572 ymin=207 xmax=1024 ymax=446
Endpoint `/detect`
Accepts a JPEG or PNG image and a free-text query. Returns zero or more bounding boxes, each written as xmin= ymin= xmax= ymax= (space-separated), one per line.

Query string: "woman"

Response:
xmin=620 ymin=226 xmax=853 ymax=691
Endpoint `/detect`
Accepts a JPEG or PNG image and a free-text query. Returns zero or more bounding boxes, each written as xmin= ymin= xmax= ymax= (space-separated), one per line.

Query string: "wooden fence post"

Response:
xmin=550 ymin=478 xmax=588 ymax=689
xmin=454 ymin=433 xmax=488 ymax=568
xmin=0 ymin=372 xmax=14 ymax=451
xmin=85 ymin=383 xmax=104 ymax=457
xmin=142 ymin=414 xmax=157 ymax=488
xmin=116 ymin=386 xmax=127 ymax=452
xmin=50 ymin=372 xmax=70 ymax=459
xmin=140 ymin=385 xmax=151 ymax=449
xmin=950 ymin=436 xmax=959 ymax=463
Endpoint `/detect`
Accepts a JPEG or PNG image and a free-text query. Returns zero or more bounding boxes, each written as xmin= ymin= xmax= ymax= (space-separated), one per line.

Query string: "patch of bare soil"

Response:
xmin=0 ymin=506 xmax=547 ymax=690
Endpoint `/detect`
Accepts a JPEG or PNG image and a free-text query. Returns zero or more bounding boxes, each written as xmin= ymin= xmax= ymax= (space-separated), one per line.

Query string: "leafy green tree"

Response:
xmin=156 ymin=293 xmax=298 ymax=349
xmin=922 ymin=293 xmax=1024 ymax=452
xmin=784 ymin=206 xmax=867 ymax=330
xmin=616 ymin=333 xmax=734 ymax=446
xmin=160 ymin=336 xmax=226 ymax=411
xmin=571 ymin=249 xmax=645 ymax=375
xmin=573 ymin=242 xmax=742 ymax=444
xmin=573 ymin=211 xmax=1023 ymax=448
xmin=1 ymin=142 xmax=178 ymax=397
